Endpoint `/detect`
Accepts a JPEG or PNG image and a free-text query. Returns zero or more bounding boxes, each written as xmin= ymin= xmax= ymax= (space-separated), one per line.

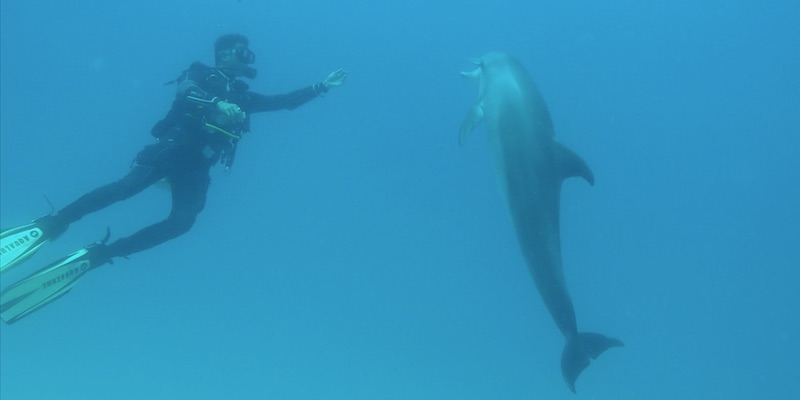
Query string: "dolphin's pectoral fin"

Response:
xmin=554 ymin=141 xmax=595 ymax=186
xmin=561 ymin=332 xmax=624 ymax=393
xmin=458 ymin=102 xmax=484 ymax=146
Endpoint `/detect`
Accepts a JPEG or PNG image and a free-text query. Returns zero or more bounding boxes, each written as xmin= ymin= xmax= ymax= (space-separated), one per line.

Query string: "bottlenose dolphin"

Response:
xmin=460 ymin=52 xmax=622 ymax=392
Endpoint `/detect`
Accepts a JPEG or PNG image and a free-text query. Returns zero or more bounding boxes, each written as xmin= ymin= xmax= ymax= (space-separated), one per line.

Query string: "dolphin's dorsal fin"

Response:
xmin=554 ymin=141 xmax=594 ymax=185
xmin=459 ymin=102 xmax=484 ymax=146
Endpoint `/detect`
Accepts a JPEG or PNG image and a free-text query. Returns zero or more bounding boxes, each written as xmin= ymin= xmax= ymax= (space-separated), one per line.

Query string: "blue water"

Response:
xmin=1 ymin=1 xmax=798 ymax=398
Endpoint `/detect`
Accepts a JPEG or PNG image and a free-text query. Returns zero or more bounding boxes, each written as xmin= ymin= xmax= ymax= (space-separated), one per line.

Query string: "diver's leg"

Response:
xmin=37 ymin=165 xmax=165 ymax=239
xmin=56 ymin=166 xmax=164 ymax=223
xmin=37 ymin=143 xmax=171 ymax=238
xmin=101 ymin=163 xmax=211 ymax=259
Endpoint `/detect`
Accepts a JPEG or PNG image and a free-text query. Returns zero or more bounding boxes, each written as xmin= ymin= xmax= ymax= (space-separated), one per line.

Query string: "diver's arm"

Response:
xmin=243 ymin=85 xmax=327 ymax=113
xmin=239 ymin=69 xmax=347 ymax=113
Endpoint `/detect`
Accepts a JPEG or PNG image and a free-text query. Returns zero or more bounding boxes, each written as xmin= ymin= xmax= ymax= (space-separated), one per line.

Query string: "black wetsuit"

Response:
xmin=51 ymin=63 xmax=328 ymax=260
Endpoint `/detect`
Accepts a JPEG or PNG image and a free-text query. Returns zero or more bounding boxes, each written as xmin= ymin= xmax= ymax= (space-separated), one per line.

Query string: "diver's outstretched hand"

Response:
xmin=323 ymin=68 xmax=348 ymax=89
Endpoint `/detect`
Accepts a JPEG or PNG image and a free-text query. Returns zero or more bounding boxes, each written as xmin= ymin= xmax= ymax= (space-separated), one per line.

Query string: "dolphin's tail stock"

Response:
xmin=561 ymin=332 xmax=624 ymax=392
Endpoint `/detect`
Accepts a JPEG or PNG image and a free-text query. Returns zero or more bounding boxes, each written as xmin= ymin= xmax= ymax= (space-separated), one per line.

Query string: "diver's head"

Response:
xmin=214 ymin=33 xmax=257 ymax=78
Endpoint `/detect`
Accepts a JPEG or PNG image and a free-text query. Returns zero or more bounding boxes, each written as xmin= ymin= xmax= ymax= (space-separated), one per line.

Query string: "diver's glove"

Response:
xmin=314 ymin=68 xmax=348 ymax=94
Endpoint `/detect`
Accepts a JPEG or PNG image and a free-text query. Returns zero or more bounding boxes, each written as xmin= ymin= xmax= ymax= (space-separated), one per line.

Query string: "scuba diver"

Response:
xmin=0 ymin=33 xmax=348 ymax=324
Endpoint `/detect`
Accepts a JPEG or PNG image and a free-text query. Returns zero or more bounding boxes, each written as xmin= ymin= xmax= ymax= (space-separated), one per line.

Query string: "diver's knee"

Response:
xmin=167 ymin=213 xmax=197 ymax=234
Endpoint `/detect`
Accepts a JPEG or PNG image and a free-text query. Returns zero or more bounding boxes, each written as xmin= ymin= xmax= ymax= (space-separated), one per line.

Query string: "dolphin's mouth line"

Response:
xmin=461 ymin=58 xmax=483 ymax=78
xmin=461 ymin=67 xmax=481 ymax=79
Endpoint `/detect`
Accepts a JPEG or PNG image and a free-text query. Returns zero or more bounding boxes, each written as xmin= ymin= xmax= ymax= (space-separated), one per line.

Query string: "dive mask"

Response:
xmin=234 ymin=47 xmax=256 ymax=64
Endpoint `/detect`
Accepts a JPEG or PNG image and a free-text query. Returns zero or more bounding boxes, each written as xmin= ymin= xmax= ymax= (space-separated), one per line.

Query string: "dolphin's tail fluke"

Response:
xmin=561 ymin=332 xmax=624 ymax=393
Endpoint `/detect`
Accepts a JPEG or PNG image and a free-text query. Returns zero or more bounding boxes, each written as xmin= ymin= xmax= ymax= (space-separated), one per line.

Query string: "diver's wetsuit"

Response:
xmin=50 ymin=63 xmax=329 ymax=260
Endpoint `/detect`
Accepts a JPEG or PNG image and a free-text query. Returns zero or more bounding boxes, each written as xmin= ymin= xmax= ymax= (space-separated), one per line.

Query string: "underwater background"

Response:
xmin=1 ymin=0 xmax=798 ymax=398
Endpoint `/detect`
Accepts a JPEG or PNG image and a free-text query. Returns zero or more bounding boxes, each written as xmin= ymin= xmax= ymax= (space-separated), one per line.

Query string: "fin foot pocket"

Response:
xmin=32 ymin=214 xmax=69 ymax=240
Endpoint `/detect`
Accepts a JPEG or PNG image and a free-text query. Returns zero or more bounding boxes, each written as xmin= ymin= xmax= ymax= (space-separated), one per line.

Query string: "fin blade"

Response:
xmin=0 ymin=249 xmax=92 ymax=324
xmin=561 ymin=332 xmax=624 ymax=393
xmin=0 ymin=223 xmax=50 ymax=274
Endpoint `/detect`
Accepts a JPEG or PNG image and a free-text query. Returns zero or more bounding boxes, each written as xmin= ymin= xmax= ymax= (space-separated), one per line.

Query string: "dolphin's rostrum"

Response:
xmin=460 ymin=52 xmax=623 ymax=392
